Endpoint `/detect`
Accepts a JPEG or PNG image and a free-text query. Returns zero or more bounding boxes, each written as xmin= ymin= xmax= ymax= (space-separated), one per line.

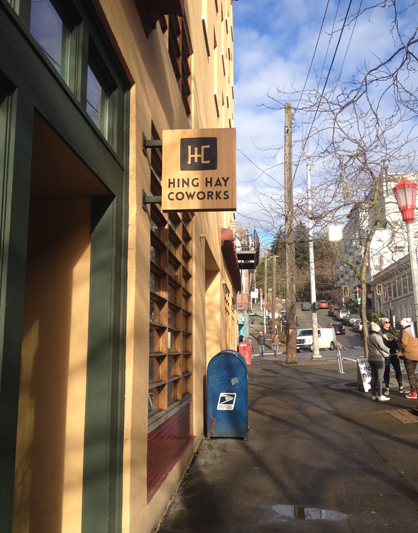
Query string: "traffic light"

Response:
xmin=376 ymin=284 xmax=383 ymax=295
xmin=343 ymin=286 xmax=349 ymax=297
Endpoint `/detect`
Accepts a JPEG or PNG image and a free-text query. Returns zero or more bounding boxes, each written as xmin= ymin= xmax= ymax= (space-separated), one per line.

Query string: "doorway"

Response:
xmin=12 ymin=113 xmax=112 ymax=533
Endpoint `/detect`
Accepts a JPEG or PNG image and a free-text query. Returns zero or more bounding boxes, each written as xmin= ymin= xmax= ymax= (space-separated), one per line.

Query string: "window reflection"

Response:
xmin=86 ymin=64 xmax=103 ymax=128
xmin=150 ymin=299 xmax=155 ymax=323
xmin=148 ymin=389 xmax=153 ymax=413
xmin=149 ymin=328 xmax=154 ymax=352
xmin=30 ymin=0 xmax=64 ymax=74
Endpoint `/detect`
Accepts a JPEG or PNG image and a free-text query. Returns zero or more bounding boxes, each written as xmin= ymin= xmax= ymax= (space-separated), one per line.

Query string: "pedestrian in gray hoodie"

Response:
xmin=368 ymin=322 xmax=390 ymax=401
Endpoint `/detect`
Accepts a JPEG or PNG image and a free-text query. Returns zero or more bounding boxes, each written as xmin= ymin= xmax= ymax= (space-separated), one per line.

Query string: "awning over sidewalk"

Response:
xmin=221 ymin=228 xmax=241 ymax=292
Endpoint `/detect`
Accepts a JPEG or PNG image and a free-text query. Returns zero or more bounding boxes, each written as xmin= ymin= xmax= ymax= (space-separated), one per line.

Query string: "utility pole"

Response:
xmin=285 ymin=103 xmax=297 ymax=363
xmin=272 ymin=255 xmax=276 ymax=337
xmin=264 ymin=249 xmax=268 ymax=335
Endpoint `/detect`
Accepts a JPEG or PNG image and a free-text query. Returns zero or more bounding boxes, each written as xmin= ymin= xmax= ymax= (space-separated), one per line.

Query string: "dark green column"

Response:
xmin=0 ymin=88 xmax=34 ymax=533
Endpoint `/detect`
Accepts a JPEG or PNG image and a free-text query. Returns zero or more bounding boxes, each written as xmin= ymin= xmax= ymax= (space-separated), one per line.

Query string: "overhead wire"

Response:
xmin=336 ymin=0 xmax=364 ymax=81
xmin=292 ymin=0 xmax=354 ymax=182
xmin=295 ymin=0 xmax=341 ymax=182
xmin=295 ymin=0 xmax=332 ymax=112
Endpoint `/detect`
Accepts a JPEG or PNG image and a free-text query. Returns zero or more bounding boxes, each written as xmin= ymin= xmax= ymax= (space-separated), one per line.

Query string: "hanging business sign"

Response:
xmin=162 ymin=128 xmax=236 ymax=212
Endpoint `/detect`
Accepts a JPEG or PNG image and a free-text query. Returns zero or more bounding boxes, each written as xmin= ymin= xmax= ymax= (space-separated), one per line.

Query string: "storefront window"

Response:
xmin=148 ymin=141 xmax=193 ymax=419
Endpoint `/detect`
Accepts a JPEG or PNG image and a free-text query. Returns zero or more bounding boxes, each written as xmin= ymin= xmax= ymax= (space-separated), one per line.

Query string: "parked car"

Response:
xmin=328 ymin=322 xmax=345 ymax=335
xmin=296 ymin=327 xmax=337 ymax=352
xmin=353 ymin=320 xmax=370 ymax=333
xmin=360 ymin=321 xmax=371 ymax=336
xmin=328 ymin=306 xmax=340 ymax=317
xmin=345 ymin=313 xmax=360 ymax=326
xmin=342 ymin=314 xmax=351 ymax=325
xmin=352 ymin=319 xmax=362 ymax=332
xmin=319 ymin=300 xmax=329 ymax=309
xmin=336 ymin=309 xmax=350 ymax=321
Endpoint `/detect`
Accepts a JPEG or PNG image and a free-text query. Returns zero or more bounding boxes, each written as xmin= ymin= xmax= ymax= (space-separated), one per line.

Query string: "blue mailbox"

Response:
xmin=206 ymin=350 xmax=248 ymax=440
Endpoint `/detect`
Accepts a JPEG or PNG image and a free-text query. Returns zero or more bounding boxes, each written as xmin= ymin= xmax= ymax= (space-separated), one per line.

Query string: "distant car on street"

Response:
xmin=296 ymin=327 xmax=337 ymax=352
xmin=359 ymin=321 xmax=371 ymax=336
xmin=354 ymin=320 xmax=370 ymax=333
xmin=328 ymin=306 xmax=340 ymax=317
xmin=336 ymin=309 xmax=350 ymax=321
xmin=352 ymin=319 xmax=362 ymax=332
xmin=319 ymin=300 xmax=329 ymax=309
xmin=344 ymin=313 xmax=360 ymax=326
xmin=328 ymin=321 xmax=345 ymax=335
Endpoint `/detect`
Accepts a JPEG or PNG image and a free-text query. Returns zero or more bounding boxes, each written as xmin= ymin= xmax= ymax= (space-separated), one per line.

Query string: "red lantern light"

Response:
xmin=393 ymin=177 xmax=418 ymax=224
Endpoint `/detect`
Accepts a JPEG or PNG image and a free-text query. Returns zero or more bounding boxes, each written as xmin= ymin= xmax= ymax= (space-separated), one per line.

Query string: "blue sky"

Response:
xmin=232 ymin=0 xmax=418 ymax=243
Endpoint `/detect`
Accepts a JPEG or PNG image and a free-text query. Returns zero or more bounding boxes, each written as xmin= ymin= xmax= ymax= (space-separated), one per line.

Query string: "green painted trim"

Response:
xmin=82 ymin=197 xmax=120 ymax=533
xmin=82 ymin=89 xmax=129 ymax=533
xmin=116 ymin=88 xmax=130 ymax=533
xmin=0 ymin=86 xmax=33 ymax=533
xmin=0 ymin=2 xmax=130 ymax=532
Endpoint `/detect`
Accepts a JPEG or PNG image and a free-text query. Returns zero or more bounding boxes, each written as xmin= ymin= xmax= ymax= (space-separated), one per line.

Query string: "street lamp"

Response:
xmin=393 ymin=177 xmax=418 ymax=327
xmin=307 ymin=154 xmax=354 ymax=358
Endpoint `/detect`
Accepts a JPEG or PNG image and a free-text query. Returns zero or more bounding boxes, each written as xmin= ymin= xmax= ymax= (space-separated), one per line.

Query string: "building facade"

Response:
xmin=336 ymin=175 xmax=417 ymax=299
xmin=0 ymin=1 xmax=239 ymax=532
xmin=372 ymin=254 xmax=416 ymax=325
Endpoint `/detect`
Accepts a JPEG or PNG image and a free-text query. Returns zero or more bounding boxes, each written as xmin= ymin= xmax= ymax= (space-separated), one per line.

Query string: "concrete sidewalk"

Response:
xmin=157 ymin=359 xmax=418 ymax=533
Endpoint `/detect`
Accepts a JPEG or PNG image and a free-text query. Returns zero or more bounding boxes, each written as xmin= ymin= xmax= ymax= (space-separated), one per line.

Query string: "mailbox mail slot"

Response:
xmin=206 ymin=350 xmax=248 ymax=440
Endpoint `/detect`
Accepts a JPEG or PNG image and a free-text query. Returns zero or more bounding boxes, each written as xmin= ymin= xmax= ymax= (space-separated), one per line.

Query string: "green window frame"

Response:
xmin=6 ymin=0 xmax=124 ymax=155
xmin=86 ymin=39 xmax=122 ymax=151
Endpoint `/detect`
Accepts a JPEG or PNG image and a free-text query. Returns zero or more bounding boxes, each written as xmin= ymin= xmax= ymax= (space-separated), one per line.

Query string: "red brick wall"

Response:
xmin=147 ymin=402 xmax=194 ymax=502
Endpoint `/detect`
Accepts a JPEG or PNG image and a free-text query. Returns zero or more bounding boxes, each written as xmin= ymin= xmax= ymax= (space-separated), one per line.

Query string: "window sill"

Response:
xmin=148 ymin=393 xmax=192 ymax=434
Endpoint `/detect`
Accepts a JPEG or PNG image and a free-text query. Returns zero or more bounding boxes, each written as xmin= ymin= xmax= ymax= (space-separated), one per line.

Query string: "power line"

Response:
xmin=296 ymin=0 xmax=332 ymax=112
xmin=293 ymin=0 xmax=354 ymax=182
xmin=336 ymin=0 xmax=364 ymax=85
xmin=319 ymin=0 xmax=341 ymax=81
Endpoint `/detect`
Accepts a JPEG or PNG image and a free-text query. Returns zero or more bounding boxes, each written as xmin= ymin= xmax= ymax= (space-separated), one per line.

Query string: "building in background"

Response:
xmin=372 ymin=254 xmax=415 ymax=324
xmin=0 ymin=1 xmax=240 ymax=532
xmin=336 ymin=174 xmax=417 ymax=302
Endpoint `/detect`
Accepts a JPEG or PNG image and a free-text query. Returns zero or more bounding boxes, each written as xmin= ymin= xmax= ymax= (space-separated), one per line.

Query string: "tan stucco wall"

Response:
xmin=13 ymin=198 xmax=91 ymax=533
xmin=90 ymin=1 xmax=237 ymax=532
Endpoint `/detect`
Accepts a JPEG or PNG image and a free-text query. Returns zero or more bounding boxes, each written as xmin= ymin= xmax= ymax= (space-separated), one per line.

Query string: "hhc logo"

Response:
xmin=180 ymin=137 xmax=217 ymax=171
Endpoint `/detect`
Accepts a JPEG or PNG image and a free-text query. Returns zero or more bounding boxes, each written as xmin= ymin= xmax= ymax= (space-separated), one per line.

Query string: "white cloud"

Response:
xmin=232 ymin=0 xmax=418 ymax=237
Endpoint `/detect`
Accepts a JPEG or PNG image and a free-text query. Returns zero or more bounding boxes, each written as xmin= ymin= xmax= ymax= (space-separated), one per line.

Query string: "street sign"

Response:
xmin=162 ymin=128 xmax=236 ymax=212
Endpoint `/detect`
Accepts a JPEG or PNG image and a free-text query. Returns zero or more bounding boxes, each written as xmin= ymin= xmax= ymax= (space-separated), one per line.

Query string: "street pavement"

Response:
xmin=157 ymin=306 xmax=418 ymax=533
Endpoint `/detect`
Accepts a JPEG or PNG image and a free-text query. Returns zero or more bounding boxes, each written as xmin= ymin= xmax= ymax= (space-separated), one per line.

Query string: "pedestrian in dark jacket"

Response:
xmin=256 ymin=332 xmax=265 ymax=358
xmin=368 ymin=322 xmax=390 ymax=401
xmin=379 ymin=317 xmax=405 ymax=396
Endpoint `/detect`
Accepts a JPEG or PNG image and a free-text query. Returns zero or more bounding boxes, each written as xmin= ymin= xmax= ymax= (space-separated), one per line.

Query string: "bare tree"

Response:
xmin=243 ymin=3 xmax=418 ymax=357
xmin=249 ymin=74 xmax=418 ymax=356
